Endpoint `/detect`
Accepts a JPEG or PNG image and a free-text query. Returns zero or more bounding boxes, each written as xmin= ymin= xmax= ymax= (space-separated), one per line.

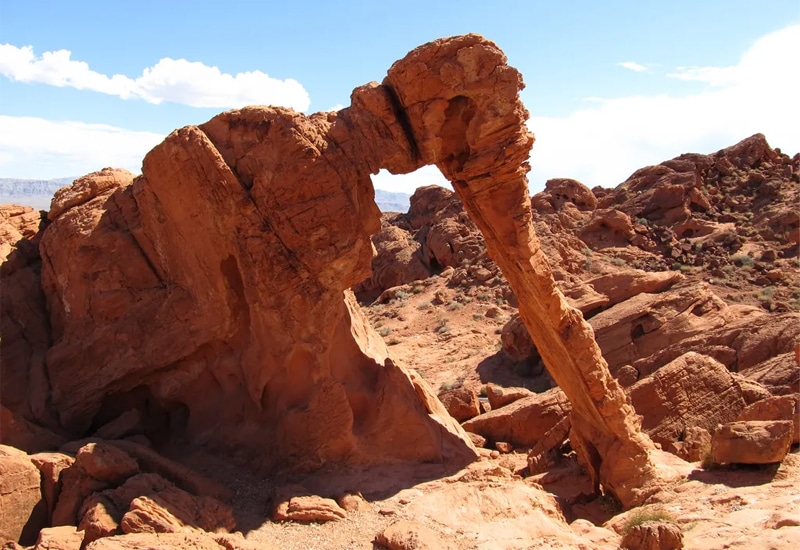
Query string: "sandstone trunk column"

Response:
xmin=379 ymin=35 xmax=662 ymax=506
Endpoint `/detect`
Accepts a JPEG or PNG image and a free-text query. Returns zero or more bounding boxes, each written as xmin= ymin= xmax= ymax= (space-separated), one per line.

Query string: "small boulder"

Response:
xmin=436 ymin=386 xmax=480 ymax=422
xmin=736 ymin=394 xmax=799 ymax=444
xmin=272 ymin=485 xmax=346 ymax=523
xmin=336 ymin=491 xmax=371 ymax=512
xmin=465 ymin=432 xmax=487 ymax=448
xmin=375 ymin=520 xmax=455 ymax=550
xmin=485 ymin=383 xmax=533 ymax=410
xmin=0 ymin=445 xmax=45 ymax=545
xmin=34 ymin=525 xmax=85 ymax=550
xmin=711 ymin=420 xmax=793 ymax=465
xmin=462 ymin=388 xmax=571 ymax=447
xmin=621 ymin=521 xmax=683 ymax=550
xmin=76 ymin=442 xmax=139 ymax=483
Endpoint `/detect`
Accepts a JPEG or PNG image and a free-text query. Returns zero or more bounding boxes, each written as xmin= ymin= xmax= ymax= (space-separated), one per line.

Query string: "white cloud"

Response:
xmin=0 ymin=44 xmax=311 ymax=111
xmin=528 ymin=23 xmax=800 ymax=191
xmin=0 ymin=115 xmax=163 ymax=178
xmin=617 ymin=61 xmax=647 ymax=72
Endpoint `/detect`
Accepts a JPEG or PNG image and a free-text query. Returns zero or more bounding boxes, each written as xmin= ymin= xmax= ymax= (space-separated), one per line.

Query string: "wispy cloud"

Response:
xmin=617 ymin=61 xmax=647 ymax=72
xmin=0 ymin=44 xmax=311 ymax=111
xmin=527 ymin=23 xmax=800 ymax=191
xmin=0 ymin=115 xmax=163 ymax=178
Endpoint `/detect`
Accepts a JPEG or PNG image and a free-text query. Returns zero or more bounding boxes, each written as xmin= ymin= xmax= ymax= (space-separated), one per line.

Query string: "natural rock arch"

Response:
xmin=3 ymin=35 xmax=661 ymax=506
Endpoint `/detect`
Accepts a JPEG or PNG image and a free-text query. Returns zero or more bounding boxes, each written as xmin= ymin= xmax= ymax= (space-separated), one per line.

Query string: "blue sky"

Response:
xmin=1 ymin=0 xmax=798 ymax=193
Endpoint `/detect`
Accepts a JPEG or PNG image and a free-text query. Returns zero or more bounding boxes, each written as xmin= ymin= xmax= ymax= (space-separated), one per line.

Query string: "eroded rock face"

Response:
xmin=2 ymin=34 xmax=661 ymax=507
xmin=28 ymin=109 xmax=475 ymax=470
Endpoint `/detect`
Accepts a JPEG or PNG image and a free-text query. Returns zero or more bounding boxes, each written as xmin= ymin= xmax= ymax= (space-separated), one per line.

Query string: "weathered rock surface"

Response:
xmin=33 ymin=525 xmax=85 ymax=550
xmin=627 ymin=352 xmax=747 ymax=450
xmin=462 ymin=388 xmax=571 ymax=447
xmin=0 ymin=445 xmax=45 ymax=544
xmin=485 ymin=383 xmax=533 ymax=410
xmin=437 ymin=386 xmax=480 ymax=421
xmin=84 ymin=532 xmax=277 ymax=550
xmin=711 ymin=420 xmax=793 ymax=465
xmin=272 ymin=485 xmax=346 ymax=523
xmin=620 ymin=520 xmax=684 ymax=550
xmin=736 ymin=394 xmax=799 ymax=444
xmin=375 ymin=520 xmax=455 ymax=550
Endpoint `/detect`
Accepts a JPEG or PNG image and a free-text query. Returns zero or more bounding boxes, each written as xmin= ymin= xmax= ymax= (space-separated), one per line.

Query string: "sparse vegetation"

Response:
xmin=447 ymin=301 xmax=462 ymax=311
xmin=730 ymin=254 xmax=754 ymax=267
xmin=411 ymin=285 xmax=425 ymax=294
xmin=472 ymin=313 xmax=484 ymax=321
xmin=611 ymin=257 xmax=626 ymax=266
xmin=622 ymin=507 xmax=677 ymax=535
xmin=417 ymin=302 xmax=431 ymax=310
xmin=378 ymin=327 xmax=392 ymax=337
xmin=581 ymin=246 xmax=593 ymax=256
xmin=440 ymin=376 xmax=465 ymax=391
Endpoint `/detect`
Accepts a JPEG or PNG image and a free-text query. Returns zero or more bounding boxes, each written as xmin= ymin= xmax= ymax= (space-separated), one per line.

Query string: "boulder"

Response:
xmin=628 ymin=352 xmax=746 ymax=450
xmin=736 ymin=394 xmax=799 ymax=444
xmin=462 ymin=388 xmax=571 ymax=447
xmin=375 ymin=520 xmax=455 ymax=550
xmin=485 ymin=383 xmax=533 ymax=410
xmin=437 ymin=387 xmax=480 ymax=422
xmin=0 ymin=445 xmax=45 ymax=545
xmin=29 ymin=452 xmax=74 ymax=523
xmin=621 ymin=521 xmax=684 ymax=550
xmin=79 ymin=494 xmax=121 ymax=544
xmin=33 ymin=525 xmax=85 ymax=550
xmin=272 ymin=485 xmax=346 ymax=523
xmin=75 ymin=442 xmax=139 ymax=483
xmin=711 ymin=420 xmax=793 ymax=465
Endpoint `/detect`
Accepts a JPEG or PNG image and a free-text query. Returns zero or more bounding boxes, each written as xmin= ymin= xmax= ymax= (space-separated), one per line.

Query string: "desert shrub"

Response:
xmin=447 ymin=301 xmax=462 ymax=311
xmin=387 ymin=337 xmax=401 ymax=346
xmin=378 ymin=327 xmax=391 ymax=337
xmin=478 ymin=386 xmax=487 ymax=397
xmin=417 ymin=302 xmax=431 ymax=310
xmin=730 ymin=254 xmax=754 ymax=267
xmin=611 ymin=257 xmax=626 ymax=266
xmin=581 ymin=246 xmax=593 ymax=256
xmin=622 ymin=508 xmax=677 ymax=535
xmin=472 ymin=313 xmax=484 ymax=321
xmin=394 ymin=290 xmax=411 ymax=301
xmin=440 ymin=376 xmax=465 ymax=391
xmin=477 ymin=292 xmax=491 ymax=301
xmin=411 ymin=285 xmax=425 ymax=294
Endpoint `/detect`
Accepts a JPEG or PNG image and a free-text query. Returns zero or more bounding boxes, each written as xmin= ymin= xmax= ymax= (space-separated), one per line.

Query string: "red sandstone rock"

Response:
xmin=437 ymin=386 xmax=480 ymax=422
xmin=84 ymin=532 xmax=275 ymax=550
xmin=29 ymin=452 xmax=74 ymax=523
xmin=79 ymin=494 xmax=121 ymax=544
xmin=736 ymin=394 xmax=800 ymax=444
xmin=34 ymin=525 xmax=85 ymax=550
xmin=620 ymin=520 xmax=684 ymax=550
xmin=627 ymin=352 xmax=746 ymax=450
xmin=462 ymin=388 xmax=571 ymax=447
xmin=75 ymin=443 xmax=139 ymax=483
xmin=532 ymin=178 xmax=597 ymax=213
xmin=1 ymin=34 xmax=670 ymax=508
xmin=336 ymin=491 xmax=371 ymax=512
xmin=0 ymin=445 xmax=45 ymax=545
xmin=272 ymin=485 xmax=346 ymax=523
xmin=485 ymin=383 xmax=533 ymax=410
xmin=711 ymin=420 xmax=793 ymax=465
xmin=375 ymin=520 xmax=456 ymax=550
